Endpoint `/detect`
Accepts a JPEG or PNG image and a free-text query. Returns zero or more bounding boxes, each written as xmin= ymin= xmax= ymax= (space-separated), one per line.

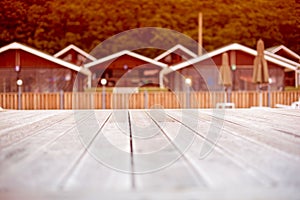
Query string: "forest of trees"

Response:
xmin=0 ymin=0 xmax=299 ymax=58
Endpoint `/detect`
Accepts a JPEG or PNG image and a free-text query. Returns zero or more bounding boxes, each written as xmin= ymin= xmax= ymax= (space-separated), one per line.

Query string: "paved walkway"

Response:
xmin=0 ymin=109 xmax=299 ymax=199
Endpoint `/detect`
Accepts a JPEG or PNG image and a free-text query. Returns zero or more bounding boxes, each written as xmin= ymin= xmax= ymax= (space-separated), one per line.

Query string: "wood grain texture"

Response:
xmin=0 ymin=109 xmax=299 ymax=199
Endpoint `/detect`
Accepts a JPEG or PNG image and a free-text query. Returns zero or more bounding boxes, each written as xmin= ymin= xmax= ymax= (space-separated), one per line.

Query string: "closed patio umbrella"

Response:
xmin=218 ymin=52 xmax=232 ymax=86
xmin=218 ymin=52 xmax=232 ymax=103
xmin=253 ymin=39 xmax=269 ymax=106
xmin=253 ymin=39 xmax=269 ymax=84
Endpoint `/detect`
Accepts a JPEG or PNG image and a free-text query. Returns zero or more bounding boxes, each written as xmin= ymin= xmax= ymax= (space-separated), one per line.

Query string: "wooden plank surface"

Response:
xmin=129 ymin=110 xmax=205 ymax=189
xmin=0 ymin=109 xmax=299 ymax=199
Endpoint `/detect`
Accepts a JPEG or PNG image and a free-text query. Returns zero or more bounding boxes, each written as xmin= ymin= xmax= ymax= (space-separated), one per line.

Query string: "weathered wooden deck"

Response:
xmin=0 ymin=109 xmax=299 ymax=199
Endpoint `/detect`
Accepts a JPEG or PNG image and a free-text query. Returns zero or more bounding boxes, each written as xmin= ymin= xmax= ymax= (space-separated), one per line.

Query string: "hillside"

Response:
xmin=0 ymin=0 xmax=298 ymax=57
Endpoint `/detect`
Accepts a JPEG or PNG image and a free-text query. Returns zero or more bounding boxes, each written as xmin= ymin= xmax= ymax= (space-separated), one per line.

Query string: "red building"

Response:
xmin=162 ymin=43 xmax=298 ymax=91
xmin=0 ymin=42 xmax=91 ymax=92
xmin=84 ymin=50 xmax=167 ymax=88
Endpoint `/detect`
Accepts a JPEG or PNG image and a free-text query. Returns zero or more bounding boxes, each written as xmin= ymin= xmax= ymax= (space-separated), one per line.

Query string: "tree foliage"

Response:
xmin=0 ymin=0 xmax=298 ymax=57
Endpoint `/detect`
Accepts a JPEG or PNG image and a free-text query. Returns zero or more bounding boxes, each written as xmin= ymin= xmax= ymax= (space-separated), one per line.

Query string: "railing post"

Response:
xmin=144 ymin=90 xmax=148 ymax=109
xmin=102 ymin=86 xmax=106 ymax=109
xmin=90 ymin=92 xmax=94 ymax=109
xmin=267 ymin=84 xmax=271 ymax=107
xmin=228 ymin=87 xmax=231 ymax=103
xmin=259 ymin=90 xmax=262 ymax=107
xmin=186 ymin=86 xmax=191 ymax=108
xmin=60 ymin=90 xmax=64 ymax=109
xmin=17 ymin=85 xmax=22 ymax=110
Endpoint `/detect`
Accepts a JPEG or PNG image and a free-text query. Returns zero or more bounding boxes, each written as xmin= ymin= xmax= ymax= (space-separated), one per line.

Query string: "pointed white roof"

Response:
xmin=266 ymin=45 xmax=300 ymax=60
xmin=154 ymin=44 xmax=198 ymax=61
xmin=169 ymin=43 xmax=298 ymax=73
xmin=54 ymin=44 xmax=97 ymax=62
xmin=84 ymin=50 xmax=168 ymax=69
xmin=0 ymin=42 xmax=91 ymax=76
xmin=264 ymin=51 xmax=300 ymax=68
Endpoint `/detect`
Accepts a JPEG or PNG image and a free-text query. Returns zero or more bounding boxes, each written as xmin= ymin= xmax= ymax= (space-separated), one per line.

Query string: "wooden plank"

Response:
xmin=219 ymin=109 xmax=300 ymax=139
xmin=0 ymin=110 xmax=67 ymax=147
xmin=61 ymin=110 xmax=132 ymax=191
xmin=0 ymin=111 xmax=89 ymax=190
xmin=167 ymin=110 xmax=300 ymax=186
xmin=0 ymin=112 xmax=79 ymax=171
xmin=129 ymin=110 xmax=204 ymax=189
xmin=0 ymin=111 xmax=127 ymax=191
xmin=161 ymin=110 xmax=266 ymax=188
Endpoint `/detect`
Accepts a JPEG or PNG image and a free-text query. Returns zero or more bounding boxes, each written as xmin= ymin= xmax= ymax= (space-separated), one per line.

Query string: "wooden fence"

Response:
xmin=0 ymin=91 xmax=299 ymax=110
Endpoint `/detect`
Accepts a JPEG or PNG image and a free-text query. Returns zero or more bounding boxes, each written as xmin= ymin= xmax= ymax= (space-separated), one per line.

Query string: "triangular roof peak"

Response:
xmin=266 ymin=45 xmax=300 ymax=60
xmin=54 ymin=44 xmax=97 ymax=62
xmin=154 ymin=44 xmax=198 ymax=61
xmin=84 ymin=50 xmax=168 ymax=69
